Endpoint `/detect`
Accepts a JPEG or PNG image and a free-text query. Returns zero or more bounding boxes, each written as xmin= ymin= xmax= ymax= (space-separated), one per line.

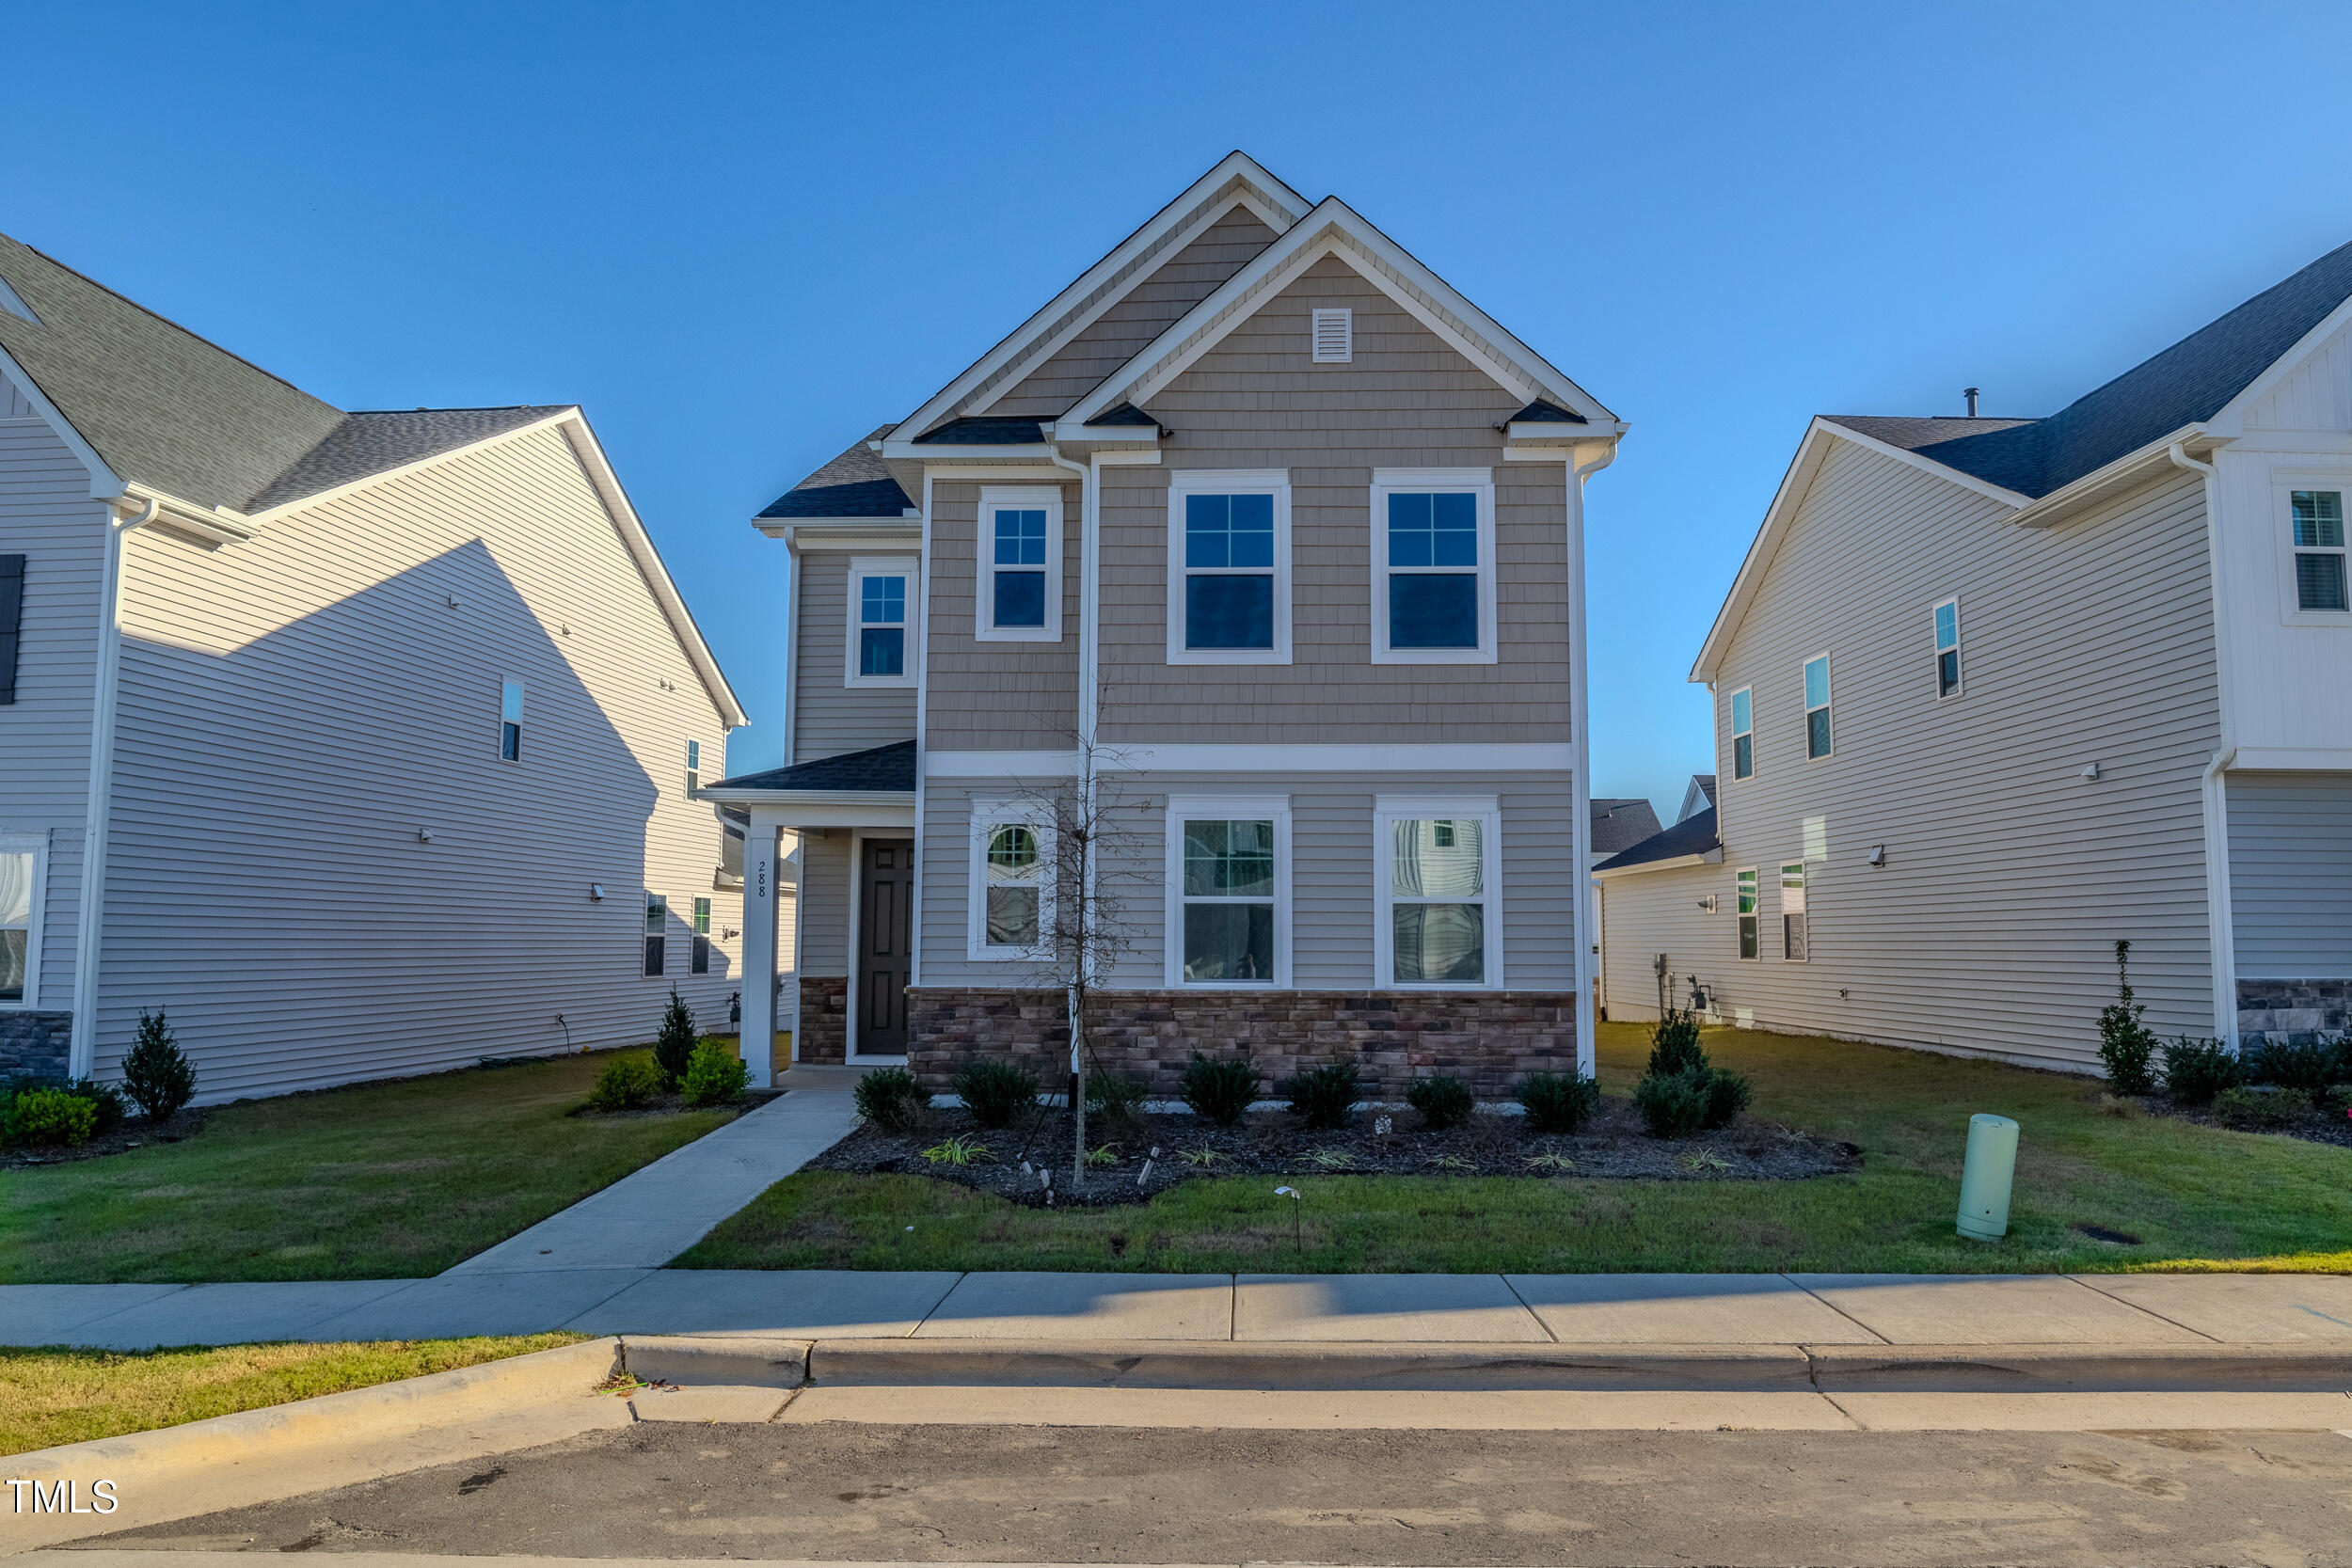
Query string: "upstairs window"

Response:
xmin=1373 ymin=470 xmax=1497 ymax=663
xmin=691 ymin=896 xmax=712 ymax=974
xmin=644 ymin=893 xmax=667 ymax=976
xmin=1933 ymin=599 xmax=1962 ymax=698
xmin=1781 ymin=863 xmax=1808 ymax=961
xmin=1736 ymin=867 xmax=1758 ymax=961
xmin=1729 ymin=688 xmax=1754 ymax=780
xmin=0 ymin=554 xmax=24 ymax=705
xmin=977 ymin=487 xmax=1062 ymax=641
xmin=1167 ymin=797 xmax=1289 ymax=986
xmin=499 ymin=680 xmax=523 ymax=761
xmin=1377 ymin=799 xmax=1501 ymax=988
xmin=686 ymin=738 xmax=701 ymax=795
xmin=846 ymin=559 xmax=916 ymax=687
xmin=2292 ymin=490 xmax=2348 ymax=611
xmin=1168 ymin=472 xmax=1290 ymax=663
xmin=1804 ymin=656 xmax=1833 ymax=759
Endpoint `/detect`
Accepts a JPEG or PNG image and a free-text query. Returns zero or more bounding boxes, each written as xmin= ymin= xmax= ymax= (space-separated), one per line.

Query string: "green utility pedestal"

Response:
xmin=1957 ymin=1113 xmax=2018 ymax=1241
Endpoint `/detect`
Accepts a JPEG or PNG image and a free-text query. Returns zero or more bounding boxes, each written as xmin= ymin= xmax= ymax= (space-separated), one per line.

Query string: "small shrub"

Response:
xmin=681 ymin=1039 xmax=750 ymax=1107
xmin=5 ymin=1086 xmax=98 ymax=1148
xmin=652 ymin=988 xmax=698 ymax=1088
xmin=1648 ymin=1007 xmax=1708 ymax=1077
xmin=1281 ymin=1063 xmax=1361 ymax=1130
xmin=1517 ymin=1070 xmax=1599 ymax=1134
xmin=1086 ymin=1070 xmax=1150 ymax=1132
xmin=2251 ymin=1037 xmax=2338 ymax=1107
xmin=2161 ymin=1037 xmax=2242 ymax=1107
xmin=121 ymin=1007 xmax=197 ymax=1123
xmin=586 ymin=1053 xmax=662 ymax=1111
xmin=1406 ymin=1075 xmax=1475 ymax=1131
xmin=64 ymin=1078 xmax=127 ymax=1134
xmin=1633 ymin=1067 xmax=1714 ymax=1139
xmin=854 ymin=1066 xmax=931 ymax=1131
xmin=1702 ymin=1067 xmax=1752 ymax=1130
xmin=2211 ymin=1085 xmax=2298 ymax=1132
xmin=2095 ymin=940 xmax=2160 ymax=1096
xmin=1180 ymin=1053 xmax=1260 ymax=1128
xmin=953 ymin=1060 xmax=1040 ymax=1129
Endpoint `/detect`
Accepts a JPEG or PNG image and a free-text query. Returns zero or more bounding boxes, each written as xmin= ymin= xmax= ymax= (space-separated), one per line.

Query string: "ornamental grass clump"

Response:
xmin=1179 ymin=1053 xmax=1259 ymax=1127
xmin=1281 ymin=1063 xmax=1361 ymax=1130
xmin=681 ymin=1039 xmax=750 ymax=1107
xmin=2161 ymin=1037 xmax=2242 ymax=1107
xmin=121 ymin=1007 xmax=197 ymax=1123
xmin=854 ymin=1065 xmax=931 ymax=1131
xmin=652 ymin=989 xmax=698 ymax=1089
xmin=1516 ymin=1070 xmax=1599 ymax=1133
xmin=2095 ymin=940 xmax=2160 ymax=1096
xmin=952 ymin=1060 xmax=1039 ymax=1130
xmin=1406 ymin=1075 xmax=1475 ymax=1131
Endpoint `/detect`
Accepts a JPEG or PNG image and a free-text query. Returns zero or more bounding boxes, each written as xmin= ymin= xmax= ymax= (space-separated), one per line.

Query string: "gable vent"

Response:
xmin=1311 ymin=308 xmax=1352 ymax=364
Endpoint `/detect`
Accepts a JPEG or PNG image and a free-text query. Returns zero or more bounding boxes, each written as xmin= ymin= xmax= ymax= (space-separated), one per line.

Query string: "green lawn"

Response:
xmin=3 ymin=1053 xmax=739 ymax=1284
xmin=0 ymin=1335 xmax=587 ymax=1456
xmin=676 ymin=1022 xmax=2352 ymax=1275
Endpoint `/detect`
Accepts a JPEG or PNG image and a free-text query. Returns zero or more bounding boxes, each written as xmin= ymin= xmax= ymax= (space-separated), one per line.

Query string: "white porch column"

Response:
xmin=739 ymin=818 xmax=782 ymax=1085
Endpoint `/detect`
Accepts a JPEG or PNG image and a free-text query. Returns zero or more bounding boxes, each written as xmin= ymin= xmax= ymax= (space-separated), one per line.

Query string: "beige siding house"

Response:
xmin=1597 ymin=241 xmax=2352 ymax=1071
xmin=0 ymin=232 xmax=754 ymax=1100
xmin=707 ymin=152 xmax=1623 ymax=1092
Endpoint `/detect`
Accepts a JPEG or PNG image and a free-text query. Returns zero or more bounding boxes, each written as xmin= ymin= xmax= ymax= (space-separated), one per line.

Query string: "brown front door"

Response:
xmin=857 ymin=838 xmax=914 ymax=1055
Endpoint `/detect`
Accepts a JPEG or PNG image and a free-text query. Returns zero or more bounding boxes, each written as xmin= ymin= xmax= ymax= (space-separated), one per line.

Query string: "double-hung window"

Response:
xmin=1376 ymin=798 xmax=1502 ymax=988
xmin=845 ymin=558 xmax=916 ymax=687
xmin=1933 ymin=599 xmax=1962 ymax=698
xmin=691 ymin=896 xmax=712 ymax=974
xmin=1735 ymin=868 xmax=1758 ymax=961
xmin=1803 ymin=656 xmax=1833 ymax=759
xmin=2291 ymin=489 xmax=2349 ymax=612
xmin=1729 ymin=688 xmax=1754 ymax=780
xmin=1167 ymin=797 xmax=1289 ymax=985
xmin=643 ymin=893 xmax=667 ymax=976
xmin=977 ymin=487 xmax=1062 ymax=641
xmin=0 ymin=832 xmax=48 ymax=1006
xmin=1372 ymin=469 xmax=1497 ymax=662
xmin=1780 ymin=863 xmax=1808 ymax=961
xmin=685 ymin=738 xmax=701 ymax=795
xmin=967 ymin=801 xmax=1053 ymax=961
xmin=1168 ymin=470 xmax=1290 ymax=662
xmin=499 ymin=680 xmax=523 ymax=761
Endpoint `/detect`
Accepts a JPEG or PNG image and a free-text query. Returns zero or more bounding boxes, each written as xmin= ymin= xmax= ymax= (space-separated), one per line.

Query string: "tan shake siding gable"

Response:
xmin=91 ymin=423 xmax=744 ymax=1099
xmin=1097 ymin=255 xmax=1572 ymax=744
xmin=0 ymin=403 xmax=103 ymax=1018
xmin=796 ymin=550 xmax=916 ymax=760
xmin=924 ymin=478 xmax=1080 ymax=751
xmin=1665 ymin=443 xmax=2218 ymax=1070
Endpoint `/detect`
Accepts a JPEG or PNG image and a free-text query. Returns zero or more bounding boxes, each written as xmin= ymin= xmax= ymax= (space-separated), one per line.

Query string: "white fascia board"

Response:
xmin=2230 ymin=746 xmax=2352 ymax=771
xmin=760 ymin=519 xmax=923 ymax=548
xmin=1063 ymin=201 xmax=1617 ymax=430
xmin=123 ymin=484 xmax=260 ymax=546
xmin=725 ymin=798 xmax=917 ymax=830
xmin=1590 ymin=849 xmax=1722 ymax=879
xmin=926 ymin=750 xmax=1082 ymax=779
xmin=698 ymin=787 xmax=915 ymax=808
xmin=1100 ymin=741 xmax=1574 ymax=773
xmin=0 ymin=342 xmax=122 ymax=499
xmin=878 ymin=439 xmax=1057 ymax=463
xmin=894 ymin=153 xmax=1312 ymax=438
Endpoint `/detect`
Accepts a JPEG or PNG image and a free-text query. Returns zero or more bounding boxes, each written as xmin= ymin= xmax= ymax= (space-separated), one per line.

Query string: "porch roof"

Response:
xmin=698 ymin=740 xmax=916 ymax=821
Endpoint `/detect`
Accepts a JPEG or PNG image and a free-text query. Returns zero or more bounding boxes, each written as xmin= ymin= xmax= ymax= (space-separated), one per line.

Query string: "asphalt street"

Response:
xmin=73 ymin=1418 xmax=2352 ymax=1565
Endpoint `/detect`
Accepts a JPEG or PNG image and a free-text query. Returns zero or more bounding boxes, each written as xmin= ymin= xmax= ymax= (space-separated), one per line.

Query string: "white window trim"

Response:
xmin=966 ymin=798 xmax=1056 ymax=963
xmin=0 ymin=831 xmax=49 ymax=1010
xmin=1163 ymin=793 xmax=1293 ymax=988
xmin=1734 ymin=866 xmax=1758 ymax=963
xmin=1371 ymin=467 xmax=1498 ymax=665
xmin=1372 ymin=794 xmax=1503 ymax=991
xmin=1779 ymin=863 xmax=1809 ymax=963
xmin=1167 ymin=469 xmax=1292 ymax=665
xmin=2273 ymin=474 xmax=2352 ymax=625
xmin=1802 ymin=652 xmax=1834 ymax=761
xmin=1728 ymin=685 xmax=1754 ymax=781
xmin=1931 ymin=596 xmax=1963 ymax=701
xmin=845 ymin=555 xmax=918 ymax=689
xmin=975 ymin=486 xmax=1064 ymax=643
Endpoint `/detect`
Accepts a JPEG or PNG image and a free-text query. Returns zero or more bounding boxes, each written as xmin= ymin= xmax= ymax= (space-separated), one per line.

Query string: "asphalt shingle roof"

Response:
xmin=1594 ymin=807 xmax=1720 ymax=874
xmin=1590 ymin=798 xmax=1665 ymax=856
xmin=246 ymin=406 xmax=572 ymax=512
xmin=756 ymin=426 xmax=914 ymax=520
xmin=913 ymin=416 xmax=1047 ymax=445
xmin=1827 ymin=236 xmax=2352 ymax=499
xmin=707 ymin=739 xmax=916 ymax=794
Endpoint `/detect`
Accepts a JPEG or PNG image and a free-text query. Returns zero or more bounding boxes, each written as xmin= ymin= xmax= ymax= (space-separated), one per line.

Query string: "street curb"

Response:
xmin=619 ymin=1335 xmax=811 ymax=1387
xmin=1808 ymin=1344 xmax=2352 ymax=1392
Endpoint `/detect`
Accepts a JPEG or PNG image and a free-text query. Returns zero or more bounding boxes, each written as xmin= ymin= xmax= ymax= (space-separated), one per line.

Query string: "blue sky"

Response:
xmin=9 ymin=3 xmax=2351 ymax=816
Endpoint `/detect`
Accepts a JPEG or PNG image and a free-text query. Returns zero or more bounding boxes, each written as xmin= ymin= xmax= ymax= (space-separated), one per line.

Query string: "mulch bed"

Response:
xmin=2139 ymin=1090 xmax=2352 ymax=1149
xmin=802 ymin=1100 xmax=1863 ymax=1209
xmin=572 ymin=1086 xmax=785 ymax=1121
xmin=2 ymin=1109 xmax=208 ymax=1170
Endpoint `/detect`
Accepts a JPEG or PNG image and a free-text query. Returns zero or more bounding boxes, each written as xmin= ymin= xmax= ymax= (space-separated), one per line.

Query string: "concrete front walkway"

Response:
xmin=10 ymin=1270 xmax=2352 ymax=1353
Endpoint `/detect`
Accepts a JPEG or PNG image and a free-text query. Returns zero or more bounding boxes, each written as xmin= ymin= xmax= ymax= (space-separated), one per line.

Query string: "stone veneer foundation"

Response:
xmin=0 ymin=1011 xmax=72 ymax=1084
xmin=905 ymin=988 xmax=1580 ymax=1099
xmin=796 ymin=974 xmax=850 ymax=1064
xmin=2236 ymin=977 xmax=2352 ymax=1049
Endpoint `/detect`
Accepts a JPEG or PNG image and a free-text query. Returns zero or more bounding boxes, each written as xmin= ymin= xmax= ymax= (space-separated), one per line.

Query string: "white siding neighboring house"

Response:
xmin=1597 ymin=240 xmax=2352 ymax=1071
xmin=710 ymin=152 xmax=1623 ymax=1094
xmin=0 ymin=230 xmax=755 ymax=1100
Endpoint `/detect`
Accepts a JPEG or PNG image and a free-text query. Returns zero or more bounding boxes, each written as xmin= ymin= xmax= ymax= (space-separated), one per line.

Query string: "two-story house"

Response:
xmin=0 ymin=231 xmax=749 ymax=1100
xmin=1596 ymin=239 xmax=2352 ymax=1070
xmin=707 ymin=152 xmax=1623 ymax=1093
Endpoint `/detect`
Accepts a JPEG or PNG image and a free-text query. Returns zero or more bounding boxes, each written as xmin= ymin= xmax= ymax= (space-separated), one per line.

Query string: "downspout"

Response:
xmin=1565 ymin=444 xmax=1615 ymax=1079
xmin=2169 ymin=440 xmax=2239 ymax=1048
xmin=69 ymin=495 xmax=160 ymax=1081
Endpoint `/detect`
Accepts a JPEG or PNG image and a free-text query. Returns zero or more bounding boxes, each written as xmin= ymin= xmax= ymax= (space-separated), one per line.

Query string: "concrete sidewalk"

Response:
xmin=10 ymin=1270 xmax=2352 ymax=1354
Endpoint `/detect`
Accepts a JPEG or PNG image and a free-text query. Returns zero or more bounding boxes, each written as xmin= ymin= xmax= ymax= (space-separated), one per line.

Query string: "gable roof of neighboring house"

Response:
xmin=0 ymin=228 xmax=745 ymax=727
xmin=705 ymin=738 xmax=916 ymax=796
xmin=1593 ymin=806 xmax=1721 ymax=875
xmin=1590 ymin=798 xmax=1665 ymax=856
xmin=1677 ymin=773 xmax=1717 ymax=822
xmin=756 ymin=425 xmax=915 ymax=520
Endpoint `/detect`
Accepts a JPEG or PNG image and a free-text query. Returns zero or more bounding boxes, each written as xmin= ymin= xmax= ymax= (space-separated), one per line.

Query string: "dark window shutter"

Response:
xmin=0 ymin=555 xmax=24 ymax=705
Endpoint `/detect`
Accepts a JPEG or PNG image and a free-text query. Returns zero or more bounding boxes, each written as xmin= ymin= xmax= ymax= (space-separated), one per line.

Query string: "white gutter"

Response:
xmin=68 ymin=495 xmax=160 ymax=1081
xmin=2169 ymin=439 xmax=2240 ymax=1050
